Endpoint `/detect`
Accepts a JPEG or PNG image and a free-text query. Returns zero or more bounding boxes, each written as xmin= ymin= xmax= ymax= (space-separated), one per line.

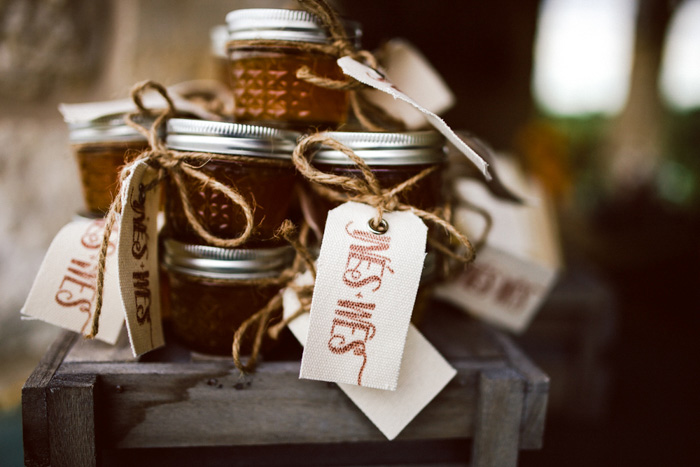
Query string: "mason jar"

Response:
xmin=302 ymin=131 xmax=447 ymax=231
xmin=226 ymin=8 xmax=361 ymax=131
xmin=67 ymin=114 xmax=149 ymax=214
xmin=161 ymin=239 xmax=295 ymax=355
xmin=164 ymin=118 xmax=300 ymax=247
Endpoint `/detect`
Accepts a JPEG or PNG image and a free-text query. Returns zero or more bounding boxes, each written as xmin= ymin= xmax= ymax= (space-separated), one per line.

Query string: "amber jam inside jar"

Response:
xmin=226 ymin=8 xmax=361 ymax=131
xmin=164 ymin=118 xmax=300 ymax=247
xmin=161 ymin=239 xmax=295 ymax=355
xmin=67 ymin=115 xmax=149 ymax=214
xmin=301 ymin=131 xmax=447 ymax=232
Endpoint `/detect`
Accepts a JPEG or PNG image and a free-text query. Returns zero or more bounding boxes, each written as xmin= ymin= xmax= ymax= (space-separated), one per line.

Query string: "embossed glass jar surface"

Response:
xmin=303 ymin=131 xmax=447 ymax=231
xmin=226 ymin=8 xmax=361 ymax=131
xmin=164 ymin=118 xmax=299 ymax=247
xmin=67 ymin=114 xmax=149 ymax=214
xmin=161 ymin=239 xmax=295 ymax=355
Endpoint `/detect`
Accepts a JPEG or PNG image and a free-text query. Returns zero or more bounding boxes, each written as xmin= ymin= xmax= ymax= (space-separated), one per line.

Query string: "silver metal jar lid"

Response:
xmin=312 ymin=131 xmax=447 ymax=166
xmin=162 ymin=239 xmax=295 ymax=280
xmin=226 ymin=8 xmax=361 ymax=46
xmin=68 ymin=114 xmax=151 ymax=144
xmin=166 ymin=118 xmax=300 ymax=159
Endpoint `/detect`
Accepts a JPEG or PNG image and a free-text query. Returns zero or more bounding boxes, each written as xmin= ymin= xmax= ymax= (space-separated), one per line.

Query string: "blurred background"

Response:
xmin=1 ymin=0 xmax=698 ymax=465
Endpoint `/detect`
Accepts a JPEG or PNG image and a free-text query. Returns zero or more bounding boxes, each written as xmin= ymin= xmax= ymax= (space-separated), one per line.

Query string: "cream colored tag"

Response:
xmin=285 ymin=271 xmax=456 ymax=440
xmin=435 ymin=157 xmax=561 ymax=332
xmin=21 ymin=218 xmax=124 ymax=344
xmin=338 ymin=56 xmax=490 ymax=179
xmin=366 ymin=39 xmax=455 ymax=129
xmin=117 ymin=160 xmax=164 ymax=355
xmin=300 ymin=202 xmax=427 ymax=390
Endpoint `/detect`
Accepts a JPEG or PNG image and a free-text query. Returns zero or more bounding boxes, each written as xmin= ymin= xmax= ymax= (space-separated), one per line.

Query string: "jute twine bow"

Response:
xmin=84 ymin=80 xmax=259 ymax=339
xmin=232 ymin=220 xmax=317 ymax=373
xmin=227 ymin=0 xmax=405 ymax=131
xmin=293 ymin=132 xmax=478 ymax=262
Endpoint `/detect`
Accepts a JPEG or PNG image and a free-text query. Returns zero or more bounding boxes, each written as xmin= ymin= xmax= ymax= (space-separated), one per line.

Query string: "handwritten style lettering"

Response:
xmin=132 ymin=271 xmax=151 ymax=325
xmin=326 ymin=222 xmax=395 ymax=386
xmin=130 ymin=183 xmax=148 ymax=260
xmin=461 ymin=264 xmax=538 ymax=313
xmin=54 ymin=220 xmax=118 ymax=333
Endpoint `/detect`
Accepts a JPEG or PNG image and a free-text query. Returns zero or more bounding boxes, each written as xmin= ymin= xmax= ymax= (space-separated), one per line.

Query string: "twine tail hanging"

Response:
xmin=294 ymin=0 xmax=405 ymax=131
xmin=231 ymin=220 xmax=317 ymax=373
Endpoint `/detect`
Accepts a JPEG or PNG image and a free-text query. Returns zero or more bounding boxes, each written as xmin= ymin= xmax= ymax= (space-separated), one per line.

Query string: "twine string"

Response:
xmin=292 ymin=132 xmax=477 ymax=262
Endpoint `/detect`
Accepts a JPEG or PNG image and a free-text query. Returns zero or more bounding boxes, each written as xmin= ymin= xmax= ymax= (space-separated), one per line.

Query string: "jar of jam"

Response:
xmin=226 ymin=8 xmax=361 ymax=131
xmin=67 ymin=114 xmax=150 ymax=214
xmin=161 ymin=239 xmax=295 ymax=355
xmin=164 ymin=118 xmax=300 ymax=247
xmin=302 ymin=131 xmax=447 ymax=231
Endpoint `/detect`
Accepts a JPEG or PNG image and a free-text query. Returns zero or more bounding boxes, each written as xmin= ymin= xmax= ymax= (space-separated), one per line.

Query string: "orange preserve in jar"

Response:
xmin=303 ymin=131 xmax=447 ymax=232
xmin=161 ymin=239 xmax=295 ymax=355
xmin=66 ymin=114 xmax=149 ymax=214
xmin=226 ymin=8 xmax=362 ymax=131
xmin=164 ymin=118 xmax=300 ymax=247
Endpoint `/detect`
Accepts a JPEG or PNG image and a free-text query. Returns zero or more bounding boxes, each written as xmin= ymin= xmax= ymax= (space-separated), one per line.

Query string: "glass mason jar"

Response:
xmin=67 ymin=114 xmax=149 ymax=214
xmin=164 ymin=118 xmax=300 ymax=247
xmin=161 ymin=239 xmax=295 ymax=355
xmin=226 ymin=8 xmax=362 ymax=131
xmin=302 ymin=131 xmax=447 ymax=231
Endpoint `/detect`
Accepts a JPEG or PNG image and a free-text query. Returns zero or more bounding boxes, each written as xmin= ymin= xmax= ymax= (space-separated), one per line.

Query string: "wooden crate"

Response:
xmin=22 ymin=305 xmax=548 ymax=467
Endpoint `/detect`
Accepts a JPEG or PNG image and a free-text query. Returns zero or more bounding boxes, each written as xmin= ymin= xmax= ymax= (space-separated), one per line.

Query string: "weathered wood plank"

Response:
xmin=47 ymin=373 xmax=98 ymax=467
xmin=490 ymin=329 xmax=549 ymax=449
xmin=22 ymin=331 xmax=78 ymax=467
xmin=100 ymin=439 xmax=472 ymax=466
xmin=75 ymin=359 xmax=499 ymax=448
xmin=471 ymin=368 xmax=524 ymax=467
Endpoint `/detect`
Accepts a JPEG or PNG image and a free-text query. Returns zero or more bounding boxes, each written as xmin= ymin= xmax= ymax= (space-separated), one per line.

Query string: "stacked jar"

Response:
xmin=226 ymin=8 xmax=361 ymax=131
xmin=160 ymin=118 xmax=300 ymax=355
xmin=66 ymin=113 xmax=150 ymax=216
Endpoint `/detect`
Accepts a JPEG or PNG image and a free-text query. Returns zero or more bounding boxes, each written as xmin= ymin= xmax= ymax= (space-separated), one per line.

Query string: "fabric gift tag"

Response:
xmin=300 ymin=202 xmax=427 ymax=390
xmin=117 ymin=160 xmax=164 ymax=355
xmin=286 ymin=271 xmax=456 ymax=440
xmin=21 ymin=217 xmax=124 ymax=344
xmin=338 ymin=56 xmax=490 ymax=179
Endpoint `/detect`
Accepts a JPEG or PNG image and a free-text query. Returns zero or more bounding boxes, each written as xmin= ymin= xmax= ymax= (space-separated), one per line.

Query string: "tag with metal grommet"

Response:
xmin=300 ymin=201 xmax=427 ymax=391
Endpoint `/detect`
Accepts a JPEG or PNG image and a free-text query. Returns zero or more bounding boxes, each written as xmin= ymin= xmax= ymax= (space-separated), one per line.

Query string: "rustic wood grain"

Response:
xmin=471 ymin=368 xmax=524 ymax=467
xmin=47 ymin=373 xmax=97 ymax=467
xmin=490 ymin=329 xmax=549 ymax=449
xmin=22 ymin=331 xmax=78 ymax=467
xmin=23 ymin=308 xmax=548 ymax=465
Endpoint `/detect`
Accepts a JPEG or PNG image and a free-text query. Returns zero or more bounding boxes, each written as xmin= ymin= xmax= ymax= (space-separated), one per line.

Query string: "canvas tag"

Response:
xmin=338 ymin=56 xmax=490 ymax=179
xmin=285 ymin=271 xmax=456 ymax=440
xmin=366 ymin=39 xmax=455 ymax=129
xmin=117 ymin=160 xmax=164 ymax=355
xmin=435 ymin=158 xmax=561 ymax=333
xmin=21 ymin=217 xmax=124 ymax=344
xmin=299 ymin=202 xmax=427 ymax=390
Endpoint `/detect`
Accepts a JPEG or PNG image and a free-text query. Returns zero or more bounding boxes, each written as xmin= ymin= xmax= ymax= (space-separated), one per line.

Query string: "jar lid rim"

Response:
xmin=226 ymin=8 xmax=361 ymax=45
xmin=166 ymin=119 xmax=299 ymax=159
xmin=312 ymin=131 xmax=447 ymax=165
xmin=163 ymin=239 xmax=295 ymax=278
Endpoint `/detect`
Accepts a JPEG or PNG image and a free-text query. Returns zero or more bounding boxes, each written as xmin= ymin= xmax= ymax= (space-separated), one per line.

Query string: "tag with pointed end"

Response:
xmin=300 ymin=202 xmax=427 ymax=390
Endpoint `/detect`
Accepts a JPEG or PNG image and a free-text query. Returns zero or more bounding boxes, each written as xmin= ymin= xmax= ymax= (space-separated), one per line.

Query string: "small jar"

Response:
xmin=226 ymin=8 xmax=361 ymax=131
xmin=161 ymin=239 xmax=295 ymax=355
xmin=67 ymin=114 xmax=149 ymax=214
xmin=302 ymin=131 xmax=447 ymax=231
xmin=164 ymin=118 xmax=299 ymax=247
